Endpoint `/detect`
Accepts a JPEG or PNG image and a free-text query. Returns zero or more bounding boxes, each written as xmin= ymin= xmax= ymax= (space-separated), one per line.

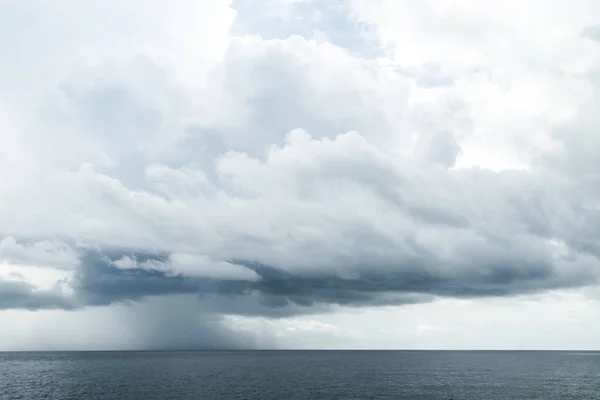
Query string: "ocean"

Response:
xmin=1 ymin=350 xmax=599 ymax=399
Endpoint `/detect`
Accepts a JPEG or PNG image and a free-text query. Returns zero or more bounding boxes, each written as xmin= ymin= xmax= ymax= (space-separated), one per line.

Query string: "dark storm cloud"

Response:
xmin=7 ymin=239 xmax=595 ymax=315
xmin=230 ymin=258 xmax=594 ymax=311
xmin=0 ymin=279 xmax=74 ymax=310
xmin=71 ymin=249 xmax=199 ymax=306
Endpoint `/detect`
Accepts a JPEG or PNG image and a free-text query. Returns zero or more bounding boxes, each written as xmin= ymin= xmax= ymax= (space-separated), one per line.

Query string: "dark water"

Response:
xmin=1 ymin=351 xmax=600 ymax=399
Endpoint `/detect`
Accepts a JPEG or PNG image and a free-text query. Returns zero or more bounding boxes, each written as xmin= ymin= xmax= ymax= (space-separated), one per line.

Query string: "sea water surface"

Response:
xmin=1 ymin=350 xmax=600 ymax=399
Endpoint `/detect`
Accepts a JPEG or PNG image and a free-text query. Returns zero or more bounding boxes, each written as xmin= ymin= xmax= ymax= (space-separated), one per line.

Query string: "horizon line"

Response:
xmin=1 ymin=349 xmax=599 ymax=353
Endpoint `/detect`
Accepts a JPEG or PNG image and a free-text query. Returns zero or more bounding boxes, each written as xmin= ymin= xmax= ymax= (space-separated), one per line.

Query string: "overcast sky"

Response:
xmin=2 ymin=0 xmax=600 ymax=350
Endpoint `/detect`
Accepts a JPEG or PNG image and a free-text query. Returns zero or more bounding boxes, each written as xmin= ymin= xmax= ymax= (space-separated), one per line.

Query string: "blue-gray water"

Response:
xmin=1 ymin=351 xmax=600 ymax=399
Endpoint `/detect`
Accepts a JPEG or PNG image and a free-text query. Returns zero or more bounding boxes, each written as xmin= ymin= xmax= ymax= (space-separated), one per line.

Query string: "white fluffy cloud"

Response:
xmin=2 ymin=0 xmax=600 ymax=349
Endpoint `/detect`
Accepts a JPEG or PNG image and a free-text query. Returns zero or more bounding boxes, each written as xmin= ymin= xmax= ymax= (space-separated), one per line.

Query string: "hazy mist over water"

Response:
xmin=2 ymin=350 xmax=600 ymax=399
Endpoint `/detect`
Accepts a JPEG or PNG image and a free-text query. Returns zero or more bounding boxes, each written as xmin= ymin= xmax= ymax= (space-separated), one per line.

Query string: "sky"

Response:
xmin=1 ymin=0 xmax=600 ymax=351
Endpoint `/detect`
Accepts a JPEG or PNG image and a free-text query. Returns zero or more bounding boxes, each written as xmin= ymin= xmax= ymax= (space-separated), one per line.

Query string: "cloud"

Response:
xmin=0 ymin=237 xmax=78 ymax=269
xmin=3 ymin=112 xmax=600 ymax=315
xmin=3 ymin=0 xmax=600 ymax=349
xmin=0 ymin=278 xmax=73 ymax=311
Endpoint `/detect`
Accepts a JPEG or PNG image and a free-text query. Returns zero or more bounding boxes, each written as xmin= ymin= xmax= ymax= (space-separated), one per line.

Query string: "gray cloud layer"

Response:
xmin=3 ymin=231 xmax=597 ymax=317
xmin=3 ymin=0 xmax=600 ymax=349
